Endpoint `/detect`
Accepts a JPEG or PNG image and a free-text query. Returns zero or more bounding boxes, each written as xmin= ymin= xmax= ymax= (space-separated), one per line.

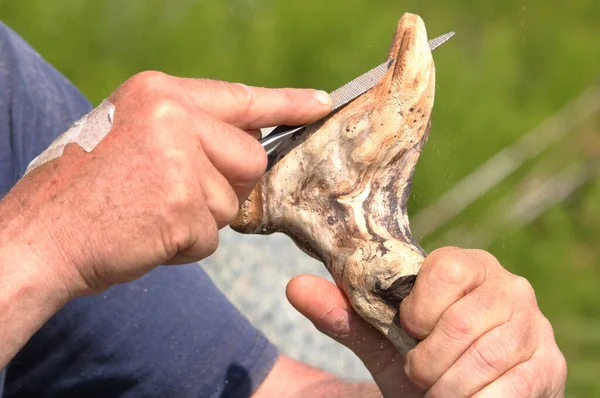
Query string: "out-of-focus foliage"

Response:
xmin=2 ymin=0 xmax=599 ymax=395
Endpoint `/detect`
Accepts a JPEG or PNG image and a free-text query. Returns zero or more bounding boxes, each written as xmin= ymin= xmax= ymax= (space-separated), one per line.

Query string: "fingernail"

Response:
xmin=314 ymin=90 xmax=332 ymax=106
xmin=319 ymin=307 xmax=351 ymax=337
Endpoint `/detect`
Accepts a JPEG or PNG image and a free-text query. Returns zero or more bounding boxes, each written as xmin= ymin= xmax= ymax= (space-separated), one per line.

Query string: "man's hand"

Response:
xmin=288 ymin=247 xmax=567 ymax=397
xmin=0 ymin=71 xmax=332 ymax=297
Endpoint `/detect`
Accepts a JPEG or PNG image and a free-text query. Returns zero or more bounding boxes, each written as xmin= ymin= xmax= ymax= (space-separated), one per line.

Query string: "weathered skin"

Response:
xmin=231 ymin=13 xmax=435 ymax=355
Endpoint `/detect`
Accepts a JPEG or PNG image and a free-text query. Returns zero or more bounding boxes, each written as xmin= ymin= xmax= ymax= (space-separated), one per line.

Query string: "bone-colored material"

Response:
xmin=25 ymin=99 xmax=115 ymax=174
xmin=231 ymin=13 xmax=435 ymax=355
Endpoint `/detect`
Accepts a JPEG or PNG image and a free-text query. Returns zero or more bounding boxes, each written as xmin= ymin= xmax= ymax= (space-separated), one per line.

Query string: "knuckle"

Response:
xmin=510 ymin=276 xmax=537 ymax=304
xmin=147 ymin=96 xmax=187 ymax=123
xmin=553 ymin=349 xmax=568 ymax=387
xmin=399 ymin=297 xmax=430 ymax=338
xmin=539 ymin=314 xmax=558 ymax=341
xmin=165 ymin=181 xmax=194 ymax=214
xmin=440 ymin=303 xmax=478 ymax=338
xmin=543 ymin=334 xmax=568 ymax=389
xmin=230 ymin=141 xmax=267 ymax=192
xmin=507 ymin=368 xmax=534 ymax=398
xmin=188 ymin=203 xmax=221 ymax=258
xmin=128 ymin=70 xmax=170 ymax=94
xmin=399 ymin=306 xmax=420 ymax=336
xmin=280 ymin=88 xmax=297 ymax=109
xmin=426 ymin=248 xmax=470 ymax=288
xmin=404 ymin=349 xmax=435 ymax=390
xmin=428 ymin=246 xmax=464 ymax=258
xmin=231 ymin=82 xmax=256 ymax=103
xmin=161 ymin=224 xmax=192 ymax=258
xmin=229 ymin=83 xmax=256 ymax=120
xmin=470 ymin=335 xmax=512 ymax=375
xmin=400 ymin=313 xmax=427 ymax=339
xmin=220 ymin=189 xmax=241 ymax=224
xmin=162 ymin=149 xmax=192 ymax=182
xmin=468 ymin=249 xmax=501 ymax=268
xmin=201 ymin=225 xmax=220 ymax=257
xmin=246 ymin=141 xmax=268 ymax=176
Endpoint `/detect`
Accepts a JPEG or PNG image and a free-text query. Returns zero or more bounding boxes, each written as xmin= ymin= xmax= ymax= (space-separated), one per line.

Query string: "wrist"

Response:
xmin=0 ymin=239 xmax=72 ymax=367
xmin=0 ymin=187 xmax=78 ymax=305
xmin=0 ymin=240 xmax=73 ymax=310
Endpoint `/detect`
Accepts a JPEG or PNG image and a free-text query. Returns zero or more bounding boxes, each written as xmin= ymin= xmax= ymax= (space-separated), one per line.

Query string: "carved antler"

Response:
xmin=231 ymin=13 xmax=434 ymax=355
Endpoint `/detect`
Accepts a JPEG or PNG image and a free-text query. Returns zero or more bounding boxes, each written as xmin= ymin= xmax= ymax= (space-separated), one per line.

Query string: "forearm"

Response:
xmin=0 ymin=193 xmax=72 ymax=368
xmin=0 ymin=255 xmax=68 ymax=368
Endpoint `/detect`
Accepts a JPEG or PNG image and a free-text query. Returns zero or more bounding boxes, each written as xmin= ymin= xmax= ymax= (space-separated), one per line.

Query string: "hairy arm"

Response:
xmin=0 ymin=189 xmax=72 ymax=369
xmin=0 ymin=259 xmax=66 ymax=369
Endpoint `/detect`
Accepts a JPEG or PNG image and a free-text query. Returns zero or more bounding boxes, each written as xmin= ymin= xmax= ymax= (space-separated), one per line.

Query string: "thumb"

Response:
xmin=286 ymin=274 xmax=420 ymax=397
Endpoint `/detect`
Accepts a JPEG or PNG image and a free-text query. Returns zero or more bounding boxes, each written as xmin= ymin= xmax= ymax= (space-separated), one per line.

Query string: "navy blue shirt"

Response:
xmin=0 ymin=22 xmax=278 ymax=397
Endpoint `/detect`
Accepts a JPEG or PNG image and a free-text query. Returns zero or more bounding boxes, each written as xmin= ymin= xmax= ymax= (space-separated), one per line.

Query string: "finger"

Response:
xmin=140 ymin=147 xmax=221 ymax=265
xmin=472 ymin=353 xmax=565 ymax=398
xmin=194 ymin=114 xmax=267 ymax=201
xmin=425 ymin=314 xmax=541 ymax=397
xmin=181 ymin=78 xmax=332 ymax=129
xmin=404 ymin=279 xmax=513 ymax=390
xmin=286 ymin=275 xmax=421 ymax=398
xmin=165 ymin=191 xmax=220 ymax=265
xmin=472 ymin=359 xmax=557 ymax=398
xmin=244 ymin=129 xmax=262 ymax=140
xmin=472 ymin=320 xmax=567 ymax=398
xmin=160 ymin=143 xmax=236 ymax=264
xmin=400 ymin=247 xmax=491 ymax=340
xmin=193 ymin=147 xmax=240 ymax=229
xmin=163 ymin=180 xmax=219 ymax=265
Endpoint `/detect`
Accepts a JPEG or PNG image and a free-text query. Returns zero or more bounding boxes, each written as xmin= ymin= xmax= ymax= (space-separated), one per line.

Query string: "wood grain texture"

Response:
xmin=231 ymin=13 xmax=435 ymax=355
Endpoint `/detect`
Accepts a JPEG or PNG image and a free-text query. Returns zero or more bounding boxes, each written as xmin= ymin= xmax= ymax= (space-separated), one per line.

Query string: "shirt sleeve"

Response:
xmin=6 ymin=265 xmax=279 ymax=398
xmin=0 ymin=22 xmax=92 ymax=196
xmin=0 ymin=22 xmax=279 ymax=398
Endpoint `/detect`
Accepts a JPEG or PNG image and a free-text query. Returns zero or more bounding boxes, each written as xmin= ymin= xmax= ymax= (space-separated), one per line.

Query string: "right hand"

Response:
xmin=1 ymin=71 xmax=331 ymax=296
xmin=288 ymin=248 xmax=567 ymax=397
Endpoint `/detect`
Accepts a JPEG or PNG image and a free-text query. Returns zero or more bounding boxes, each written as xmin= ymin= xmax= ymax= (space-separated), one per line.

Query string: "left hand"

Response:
xmin=287 ymin=247 xmax=567 ymax=397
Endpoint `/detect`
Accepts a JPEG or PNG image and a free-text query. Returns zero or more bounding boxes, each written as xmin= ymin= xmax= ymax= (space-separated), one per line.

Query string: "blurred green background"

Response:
xmin=2 ymin=0 xmax=599 ymax=395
